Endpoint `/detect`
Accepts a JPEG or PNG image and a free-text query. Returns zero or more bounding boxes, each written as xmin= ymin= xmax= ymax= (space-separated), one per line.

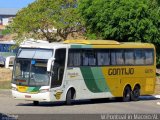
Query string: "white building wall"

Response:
xmin=2 ymin=18 xmax=9 ymax=25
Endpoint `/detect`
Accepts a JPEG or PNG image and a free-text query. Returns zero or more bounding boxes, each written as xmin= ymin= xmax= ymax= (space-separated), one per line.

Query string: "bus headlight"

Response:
xmin=39 ymin=89 xmax=50 ymax=93
xmin=12 ymin=87 xmax=17 ymax=91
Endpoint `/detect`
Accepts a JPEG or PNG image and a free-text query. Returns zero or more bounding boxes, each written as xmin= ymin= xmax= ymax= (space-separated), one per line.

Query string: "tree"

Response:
xmin=1 ymin=27 xmax=11 ymax=35
xmin=78 ymin=0 xmax=160 ymax=64
xmin=10 ymin=0 xmax=83 ymax=43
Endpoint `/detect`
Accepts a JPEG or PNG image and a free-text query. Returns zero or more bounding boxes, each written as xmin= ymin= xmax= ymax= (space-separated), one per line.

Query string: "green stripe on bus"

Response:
xmin=80 ymin=67 xmax=110 ymax=93
xmin=27 ymin=87 xmax=40 ymax=92
xmin=32 ymin=87 xmax=40 ymax=92
xmin=91 ymin=67 xmax=110 ymax=92
xmin=80 ymin=67 xmax=101 ymax=92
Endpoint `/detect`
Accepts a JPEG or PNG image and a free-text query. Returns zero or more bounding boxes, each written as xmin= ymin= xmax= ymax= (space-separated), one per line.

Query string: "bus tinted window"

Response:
xmin=83 ymin=50 xmax=96 ymax=66
xmin=0 ymin=43 xmax=17 ymax=53
xmin=67 ymin=48 xmax=154 ymax=67
xmin=145 ymin=49 xmax=154 ymax=65
xmin=97 ymin=50 xmax=110 ymax=66
xmin=18 ymin=49 xmax=53 ymax=59
xmin=135 ymin=49 xmax=145 ymax=65
xmin=116 ymin=50 xmax=124 ymax=65
xmin=125 ymin=50 xmax=134 ymax=65
xmin=111 ymin=50 xmax=116 ymax=65
xmin=68 ymin=49 xmax=81 ymax=66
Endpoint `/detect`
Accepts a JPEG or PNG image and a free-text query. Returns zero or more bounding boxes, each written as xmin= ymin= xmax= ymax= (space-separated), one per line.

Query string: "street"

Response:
xmin=0 ymin=90 xmax=160 ymax=114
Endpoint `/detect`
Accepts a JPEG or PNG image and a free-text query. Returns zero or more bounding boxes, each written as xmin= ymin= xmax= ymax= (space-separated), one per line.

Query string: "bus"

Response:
xmin=11 ymin=40 xmax=156 ymax=105
xmin=0 ymin=41 xmax=18 ymax=67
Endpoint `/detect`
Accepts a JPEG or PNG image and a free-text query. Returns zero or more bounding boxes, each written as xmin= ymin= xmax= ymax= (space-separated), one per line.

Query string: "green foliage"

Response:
xmin=1 ymin=28 xmax=11 ymax=35
xmin=85 ymin=33 xmax=98 ymax=40
xmin=10 ymin=0 xmax=83 ymax=43
xmin=78 ymin=0 xmax=160 ymax=65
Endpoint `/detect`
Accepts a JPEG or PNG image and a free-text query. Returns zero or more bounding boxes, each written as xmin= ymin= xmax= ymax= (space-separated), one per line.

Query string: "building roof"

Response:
xmin=0 ymin=8 xmax=19 ymax=15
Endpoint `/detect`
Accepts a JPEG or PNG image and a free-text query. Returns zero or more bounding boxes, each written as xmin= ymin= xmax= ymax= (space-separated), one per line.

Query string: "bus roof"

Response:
xmin=64 ymin=40 xmax=120 ymax=45
xmin=63 ymin=40 xmax=155 ymax=49
xmin=20 ymin=42 xmax=68 ymax=49
xmin=19 ymin=40 xmax=155 ymax=49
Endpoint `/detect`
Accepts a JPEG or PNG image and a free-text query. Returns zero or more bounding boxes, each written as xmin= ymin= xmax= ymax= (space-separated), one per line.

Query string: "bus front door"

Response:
xmin=51 ymin=49 xmax=66 ymax=88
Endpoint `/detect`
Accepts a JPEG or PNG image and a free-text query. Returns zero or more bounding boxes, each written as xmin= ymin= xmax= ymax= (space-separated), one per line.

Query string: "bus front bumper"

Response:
xmin=12 ymin=90 xmax=51 ymax=102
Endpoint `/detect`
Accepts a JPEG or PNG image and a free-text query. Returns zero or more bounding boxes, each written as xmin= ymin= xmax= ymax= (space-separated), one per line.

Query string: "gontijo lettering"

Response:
xmin=108 ymin=68 xmax=134 ymax=75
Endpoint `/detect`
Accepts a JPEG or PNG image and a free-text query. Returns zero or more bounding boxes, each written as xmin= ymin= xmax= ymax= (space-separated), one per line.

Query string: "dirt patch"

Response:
xmin=0 ymin=68 xmax=12 ymax=81
xmin=0 ymin=68 xmax=12 ymax=89
xmin=0 ymin=81 xmax=11 ymax=89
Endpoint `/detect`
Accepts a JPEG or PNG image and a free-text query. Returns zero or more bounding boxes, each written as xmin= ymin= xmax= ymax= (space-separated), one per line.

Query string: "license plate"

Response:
xmin=25 ymin=95 xmax=31 ymax=98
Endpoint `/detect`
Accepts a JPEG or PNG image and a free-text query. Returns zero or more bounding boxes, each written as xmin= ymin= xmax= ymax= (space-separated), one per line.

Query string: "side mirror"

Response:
xmin=47 ymin=58 xmax=55 ymax=72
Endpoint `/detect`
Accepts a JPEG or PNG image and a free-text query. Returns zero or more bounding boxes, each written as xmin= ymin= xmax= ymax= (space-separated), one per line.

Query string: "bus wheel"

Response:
xmin=66 ymin=89 xmax=72 ymax=105
xmin=33 ymin=101 xmax=39 ymax=106
xmin=123 ymin=86 xmax=131 ymax=102
xmin=131 ymin=86 xmax=140 ymax=101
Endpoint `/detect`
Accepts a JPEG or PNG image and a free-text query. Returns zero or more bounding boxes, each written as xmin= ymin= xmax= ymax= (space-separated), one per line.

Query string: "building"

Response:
xmin=0 ymin=8 xmax=19 ymax=40
xmin=0 ymin=8 xmax=19 ymax=26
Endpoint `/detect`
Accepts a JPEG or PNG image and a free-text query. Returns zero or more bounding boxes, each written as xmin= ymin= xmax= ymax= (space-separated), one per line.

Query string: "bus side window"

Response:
xmin=68 ymin=49 xmax=81 ymax=67
xmin=97 ymin=50 xmax=110 ymax=66
xmin=2 ymin=44 xmax=5 ymax=52
xmin=145 ymin=49 xmax=154 ymax=65
xmin=4 ymin=45 xmax=6 ymax=52
xmin=88 ymin=52 xmax=96 ymax=66
xmin=111 ymin=51 xmax=116 ymax=65
xmin=116 ymin=50 xmax=124 ymax=65
xmin=82 ymin=51 xmax=89 ymax=66
xmin=0 ymin=44 xmax=2 ymax=52
xmin=82 ymin=50 xmax=96 ymax=66
xmin=125 ymin=50 xmax=134 ymax=65
xmin=135 ymin=49 xmax=145 ymax=65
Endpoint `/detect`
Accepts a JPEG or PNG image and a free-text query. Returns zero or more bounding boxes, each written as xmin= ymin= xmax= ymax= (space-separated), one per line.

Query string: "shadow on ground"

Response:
xmin=16 ymin=96 xmax=159 ymax=107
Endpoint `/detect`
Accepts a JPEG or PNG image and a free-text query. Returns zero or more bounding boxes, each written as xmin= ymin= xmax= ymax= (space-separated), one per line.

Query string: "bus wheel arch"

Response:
xmin=65 ymin=87 xmax=76 ymax=105
xmin=122 ymin=84 xmax=131 ymax=102
xmin=131 ymin=84 xmax=141 ymax=101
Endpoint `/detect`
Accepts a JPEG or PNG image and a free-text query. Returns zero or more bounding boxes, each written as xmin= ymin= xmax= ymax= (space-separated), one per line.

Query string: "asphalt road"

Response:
xmin=0 ymin=89 xmax=160 ymax=115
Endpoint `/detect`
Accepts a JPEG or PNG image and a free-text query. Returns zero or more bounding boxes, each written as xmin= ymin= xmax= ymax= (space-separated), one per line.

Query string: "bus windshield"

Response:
xmin=13 ymin=59 xmax=50 ymax=86
xmin=12 ymin=48 xmax=53 ymax=86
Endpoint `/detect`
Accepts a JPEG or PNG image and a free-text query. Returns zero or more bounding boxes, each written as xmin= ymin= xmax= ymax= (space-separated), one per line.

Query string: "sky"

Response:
xmin=0 ymin=0 xmax=35 ymax=9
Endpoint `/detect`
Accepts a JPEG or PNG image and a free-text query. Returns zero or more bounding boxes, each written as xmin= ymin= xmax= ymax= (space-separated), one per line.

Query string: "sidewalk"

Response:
xmin=0 ymin=89 xmax=11 ymax=97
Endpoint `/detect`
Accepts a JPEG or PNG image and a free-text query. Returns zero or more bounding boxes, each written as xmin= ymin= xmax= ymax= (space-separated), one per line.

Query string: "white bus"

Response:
xmin=11 ymin=40 xmax=156 ymax=105
xmin=0 ymin=41 xmax=17 ymax=67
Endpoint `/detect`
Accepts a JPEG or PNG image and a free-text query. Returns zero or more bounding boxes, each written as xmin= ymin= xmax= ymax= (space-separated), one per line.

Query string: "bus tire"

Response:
xmin=123 ymin=86 xmax=131 ymax=102
xmin=66 ymin=89 xmax=72 ymax=105
xmin=131 ymin=85 xmax=140 ymax=101
xmin=33 ymin=101 xmax=39 ymax=106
